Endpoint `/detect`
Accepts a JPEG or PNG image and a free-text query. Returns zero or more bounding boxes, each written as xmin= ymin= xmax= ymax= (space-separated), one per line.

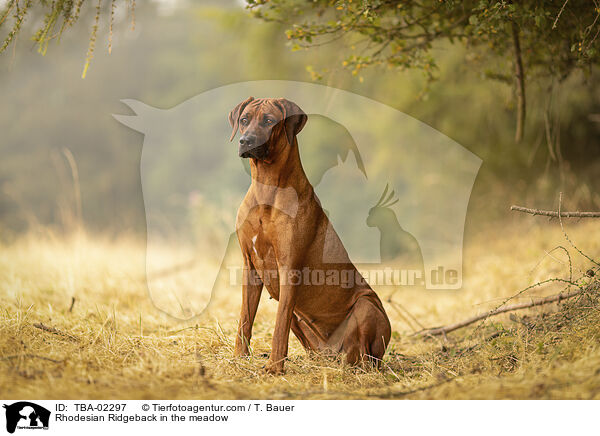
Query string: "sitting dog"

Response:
xmin=229 ymin=97 xmax=391 ymax=374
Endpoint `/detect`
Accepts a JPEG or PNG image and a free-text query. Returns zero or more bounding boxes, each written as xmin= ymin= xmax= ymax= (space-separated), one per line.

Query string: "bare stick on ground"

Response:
xmin=510 ymin=205 xmax=600 ymax=218
xmin=33 ymin=322 xmax=78 ymax=341
xmin=413 ymin=287 xmax=587 ymax=337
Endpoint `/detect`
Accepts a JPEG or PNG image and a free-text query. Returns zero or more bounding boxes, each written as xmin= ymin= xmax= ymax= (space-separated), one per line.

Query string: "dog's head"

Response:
xmin=228 ymin=97 xmax=307 ymax=161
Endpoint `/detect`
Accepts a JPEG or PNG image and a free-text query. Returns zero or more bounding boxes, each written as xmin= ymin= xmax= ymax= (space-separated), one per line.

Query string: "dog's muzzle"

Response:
xmin=239 ymin=135 xmax=268 ymax=159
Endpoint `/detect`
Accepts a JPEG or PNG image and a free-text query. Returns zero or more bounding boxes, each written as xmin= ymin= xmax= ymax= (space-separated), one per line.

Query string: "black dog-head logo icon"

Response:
xmin=2 ymin=402 xmax=50 ymax=434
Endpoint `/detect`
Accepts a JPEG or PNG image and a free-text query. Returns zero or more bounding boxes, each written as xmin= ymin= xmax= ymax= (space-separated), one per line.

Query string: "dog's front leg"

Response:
xmin=234 ymin=256 xmax=263 ymax=357
xmin=265 ymin=266 xmax=298 ymax=375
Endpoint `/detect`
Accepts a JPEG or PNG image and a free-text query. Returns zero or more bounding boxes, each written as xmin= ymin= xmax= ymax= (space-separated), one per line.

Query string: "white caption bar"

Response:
xmin=0 ymin=400 xmax=594 ymax=436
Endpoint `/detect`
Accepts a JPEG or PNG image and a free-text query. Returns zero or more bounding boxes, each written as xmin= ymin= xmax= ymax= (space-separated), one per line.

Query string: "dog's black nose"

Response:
xmin=239 ymin=134 xmax=256 ymax=148
xmin=239 ymin=134 xmax=263 ymax=158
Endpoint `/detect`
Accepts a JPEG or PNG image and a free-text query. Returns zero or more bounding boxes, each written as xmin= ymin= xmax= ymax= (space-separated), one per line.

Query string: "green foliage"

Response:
xmin=0 ymin=0 xmax=136 ymax=77
xmin=247 ymin=0 xmax=600 ymax=82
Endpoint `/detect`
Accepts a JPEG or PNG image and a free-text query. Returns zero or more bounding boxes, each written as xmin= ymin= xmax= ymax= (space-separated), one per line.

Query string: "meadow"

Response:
xmin=1 ymin=216 xmax=599 ymax=400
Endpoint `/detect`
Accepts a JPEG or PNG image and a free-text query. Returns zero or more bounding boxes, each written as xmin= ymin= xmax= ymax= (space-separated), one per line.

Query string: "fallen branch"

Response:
xmin=510 ymin=205 xmax=600 ymax=218
xmin=33 ymin=322 xmax=78 ymax=341
xmin=413 ymin=288 xmax=586 ymax=337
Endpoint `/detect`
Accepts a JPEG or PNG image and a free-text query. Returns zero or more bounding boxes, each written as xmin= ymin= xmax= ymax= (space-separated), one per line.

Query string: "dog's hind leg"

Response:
xmin=340 ymin=295 xmax=391 ymax=367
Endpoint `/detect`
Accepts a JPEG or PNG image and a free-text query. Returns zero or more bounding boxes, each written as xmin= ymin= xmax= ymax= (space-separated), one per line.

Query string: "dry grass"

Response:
xmin=1 ymin=218 xmax=599 ymax=399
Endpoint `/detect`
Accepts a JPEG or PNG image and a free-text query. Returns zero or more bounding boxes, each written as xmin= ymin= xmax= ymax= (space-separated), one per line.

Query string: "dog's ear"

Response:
xmin=275 ymin=98 xmax=307 ymax=146
xmin=228 ymin=96 xmax=255 ymax=141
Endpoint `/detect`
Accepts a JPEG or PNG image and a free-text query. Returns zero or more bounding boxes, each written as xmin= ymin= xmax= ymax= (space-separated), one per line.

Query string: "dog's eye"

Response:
xmin=264 ymin=119 xmax=273 ymax=125
xmin=240 ymin=118 xmax=248 ymax=126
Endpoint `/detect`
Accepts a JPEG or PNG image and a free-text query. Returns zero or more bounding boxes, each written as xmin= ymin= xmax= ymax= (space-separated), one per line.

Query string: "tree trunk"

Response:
xmin=512 ymin=21 xmax=526 ymax=143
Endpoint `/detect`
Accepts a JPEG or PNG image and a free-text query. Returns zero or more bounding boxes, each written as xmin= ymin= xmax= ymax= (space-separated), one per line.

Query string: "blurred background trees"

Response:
xmin=0 ymin=0 xmax=599 ymax=241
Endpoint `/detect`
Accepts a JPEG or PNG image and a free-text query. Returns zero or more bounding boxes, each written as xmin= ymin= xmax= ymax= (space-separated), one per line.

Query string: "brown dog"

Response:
xmin=229 ymin=97 xmax=391 ymax=374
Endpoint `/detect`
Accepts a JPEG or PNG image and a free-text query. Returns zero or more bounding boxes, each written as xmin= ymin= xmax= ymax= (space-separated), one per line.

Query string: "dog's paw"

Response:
xmin=264 ymin=360 xmax=285 ymax=375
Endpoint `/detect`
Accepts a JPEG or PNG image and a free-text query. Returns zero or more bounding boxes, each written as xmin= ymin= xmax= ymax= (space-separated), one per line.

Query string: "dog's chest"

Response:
xmin=244 ymin=211 xmax=276 ymax=268
xmin=249 ymin=229 xmax=272 ymax=264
